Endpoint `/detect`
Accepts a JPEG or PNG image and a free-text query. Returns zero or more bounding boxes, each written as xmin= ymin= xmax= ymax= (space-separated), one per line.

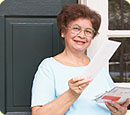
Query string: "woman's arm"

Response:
xmin=32 ymin=89 xmax=78 ymax=115
xmin=32 ymin=77 xmax=92 ymax=115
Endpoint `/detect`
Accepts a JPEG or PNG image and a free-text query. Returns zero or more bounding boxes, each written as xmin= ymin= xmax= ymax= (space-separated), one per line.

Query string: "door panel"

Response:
xmin=12 ymin=24 xmax=52 ymax=107
xmin=6 ymin=18 xmax=58 ymax=111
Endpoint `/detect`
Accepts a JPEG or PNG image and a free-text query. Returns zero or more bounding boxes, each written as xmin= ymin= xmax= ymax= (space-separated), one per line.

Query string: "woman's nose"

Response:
xmin=78 ymin=30 xmax=86 ymax=38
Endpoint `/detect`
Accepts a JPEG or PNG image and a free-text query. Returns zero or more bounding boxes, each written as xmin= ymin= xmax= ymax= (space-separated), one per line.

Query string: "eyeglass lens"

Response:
xmin=70 ymin=24 xmax=95 ymax=37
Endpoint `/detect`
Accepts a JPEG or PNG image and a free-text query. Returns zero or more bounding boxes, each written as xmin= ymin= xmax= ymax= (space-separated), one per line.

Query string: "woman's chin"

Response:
xmin=73 ymin=47 xmax=87 ymax=53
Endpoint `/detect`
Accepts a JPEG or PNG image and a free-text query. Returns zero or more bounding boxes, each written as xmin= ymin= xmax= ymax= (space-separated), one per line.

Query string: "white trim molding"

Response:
xmin=108 ymin=30 xmax=130 ymax=38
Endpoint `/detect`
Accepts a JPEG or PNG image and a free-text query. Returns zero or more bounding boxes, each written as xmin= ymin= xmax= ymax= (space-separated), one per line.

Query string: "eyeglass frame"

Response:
xmin=67 ymin=24 xmax=96 ymax=38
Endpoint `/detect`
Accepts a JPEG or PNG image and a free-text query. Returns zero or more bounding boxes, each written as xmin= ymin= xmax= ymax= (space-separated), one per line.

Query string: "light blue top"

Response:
xmin=31 ymin=57 xmax=115 ymax=115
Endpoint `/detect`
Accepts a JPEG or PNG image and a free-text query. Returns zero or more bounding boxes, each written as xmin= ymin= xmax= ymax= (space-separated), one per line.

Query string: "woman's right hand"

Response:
xmin=68 ymin=77 xmax=93 ymax=97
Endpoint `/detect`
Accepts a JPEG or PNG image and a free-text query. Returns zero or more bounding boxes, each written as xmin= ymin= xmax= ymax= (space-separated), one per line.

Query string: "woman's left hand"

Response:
xmin=105 ymin=98 xmax=130 ymax=115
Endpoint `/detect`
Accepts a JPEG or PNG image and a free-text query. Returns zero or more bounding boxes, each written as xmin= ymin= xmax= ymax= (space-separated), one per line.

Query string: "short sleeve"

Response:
xmin=31 ymin=59 xmax=55 ymax=107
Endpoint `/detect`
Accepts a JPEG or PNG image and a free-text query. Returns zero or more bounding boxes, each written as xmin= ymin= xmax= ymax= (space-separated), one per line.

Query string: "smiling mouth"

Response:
xmin=74 ymin=40 xmax=86 ymax=44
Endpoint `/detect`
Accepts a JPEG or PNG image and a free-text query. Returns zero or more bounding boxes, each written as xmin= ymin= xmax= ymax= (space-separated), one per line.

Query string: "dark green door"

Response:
xmin=0 ymin=0 xmax=78 ymax=114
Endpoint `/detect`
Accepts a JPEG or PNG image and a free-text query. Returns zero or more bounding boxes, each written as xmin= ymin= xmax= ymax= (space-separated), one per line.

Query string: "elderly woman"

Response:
xmin=31 ymin=4 xmax=129 ymax=115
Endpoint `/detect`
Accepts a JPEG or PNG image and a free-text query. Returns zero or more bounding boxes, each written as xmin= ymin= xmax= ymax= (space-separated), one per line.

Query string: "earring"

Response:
xmin=61 ymin=34 xmax=64 ymax=38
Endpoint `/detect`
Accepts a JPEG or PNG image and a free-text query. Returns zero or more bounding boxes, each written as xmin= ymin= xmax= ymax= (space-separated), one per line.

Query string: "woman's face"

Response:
xmin=62 ymin=18 xmax=94 ymax=53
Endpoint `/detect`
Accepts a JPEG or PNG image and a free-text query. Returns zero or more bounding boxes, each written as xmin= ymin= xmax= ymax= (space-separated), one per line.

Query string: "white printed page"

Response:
xmin=81 ymin=40 xmax=121 ymax=78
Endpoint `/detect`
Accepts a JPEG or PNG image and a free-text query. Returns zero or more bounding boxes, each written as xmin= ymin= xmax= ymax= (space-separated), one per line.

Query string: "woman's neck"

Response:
xmin=56 ymin=48 xmax=90 ymax=67
xmin=63 ymin=49 xmax=86 ymax=61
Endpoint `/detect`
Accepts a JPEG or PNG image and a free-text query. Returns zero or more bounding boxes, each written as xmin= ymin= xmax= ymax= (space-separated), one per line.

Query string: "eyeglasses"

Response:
xmin=69 ymin=24 xmax=95 ymax=38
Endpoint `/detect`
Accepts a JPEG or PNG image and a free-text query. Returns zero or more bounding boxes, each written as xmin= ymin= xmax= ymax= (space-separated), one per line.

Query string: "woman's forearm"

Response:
xmin=32 ymin=89 xmax=79 ymax=115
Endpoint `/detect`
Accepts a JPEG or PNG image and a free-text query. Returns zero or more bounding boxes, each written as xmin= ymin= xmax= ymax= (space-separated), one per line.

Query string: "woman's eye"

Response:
xmin=73 ymin=27 xmax=80 ymax=31
xmin=85 ymin=29 xmax=93 ymax=34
